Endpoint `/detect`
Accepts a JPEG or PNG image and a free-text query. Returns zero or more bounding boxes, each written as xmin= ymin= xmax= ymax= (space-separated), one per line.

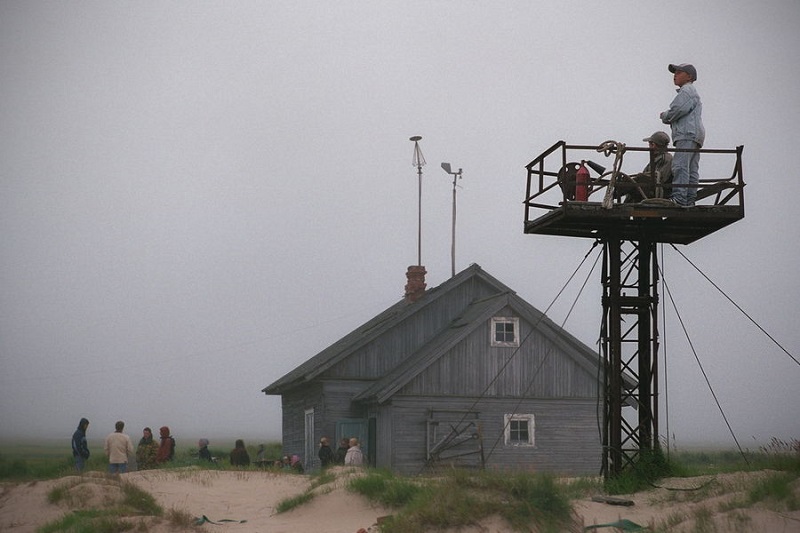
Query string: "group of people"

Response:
xmin=596 ymin=62 xmax=705 ymax=207
xmin=318 ymin=436 xmax=364 ymax=468
xmin=73 ymin=417 xmax=368 ymax=473
xmin=70 ymin=417 xmax=176 ymax=473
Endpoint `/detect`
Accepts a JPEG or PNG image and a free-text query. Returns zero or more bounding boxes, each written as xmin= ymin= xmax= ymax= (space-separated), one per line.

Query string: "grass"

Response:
xmin=0 ymin=439 xmax=287 ymax=481
xmin=274 ymin=491 xmax=316 ymax=513
xmin=348 ymin=468 xmax=575 ymax=533
xmin=604 ymin=447 xmax=677 ymax=494
xmin=40 ymin=475 xmax=166 ymax=532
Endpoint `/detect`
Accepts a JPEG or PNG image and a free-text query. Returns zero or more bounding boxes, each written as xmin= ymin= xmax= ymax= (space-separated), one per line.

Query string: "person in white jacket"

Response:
xmin=344 ymin=437 xmax=364 ymax=466
xmin=104 ymin=420 xmax=134 ymax=474
xmin=660 ymin=63 xmax=705 ymax=207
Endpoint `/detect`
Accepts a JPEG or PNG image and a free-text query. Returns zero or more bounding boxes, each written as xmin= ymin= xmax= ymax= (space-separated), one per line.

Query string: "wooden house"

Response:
xmin=262 ymin=263 xmax=609 ymax=475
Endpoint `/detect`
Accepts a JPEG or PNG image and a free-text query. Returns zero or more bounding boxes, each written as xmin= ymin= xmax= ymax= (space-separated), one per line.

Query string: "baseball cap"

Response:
xmin=668 ymin=63 xmax=697 ymax=81
xmin=643 ymin=131 xmax=670 ymax=147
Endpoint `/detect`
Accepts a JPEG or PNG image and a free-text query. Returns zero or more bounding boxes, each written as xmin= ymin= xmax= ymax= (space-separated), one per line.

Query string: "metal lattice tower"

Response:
xmin=523 ymin=141 xmax=745 ymax=477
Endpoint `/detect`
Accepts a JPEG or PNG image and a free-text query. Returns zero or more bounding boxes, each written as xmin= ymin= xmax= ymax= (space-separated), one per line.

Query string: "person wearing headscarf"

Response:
xmin=290 ymin=454 xmax=304 ymax=473
xmin=198 ymin=438 xmax=212 ymax=462
xmin=136 ymin=427 xmax=159 ymax=470
xmin=156 ymin=426 xmax=176 ymax=463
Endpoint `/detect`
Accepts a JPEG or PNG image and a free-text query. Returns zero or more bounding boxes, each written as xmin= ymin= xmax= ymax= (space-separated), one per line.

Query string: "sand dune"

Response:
xmin=1 ymin=467 xmax=799 ymax=532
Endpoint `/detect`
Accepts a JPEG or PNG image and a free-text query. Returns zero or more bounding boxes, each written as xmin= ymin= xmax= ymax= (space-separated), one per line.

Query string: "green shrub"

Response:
xmin=121 ymin=481 xmax=162 ymax=516
xmin=352 ymin=468 xmax=575 ymax=533
xmin=348 ymin=469 xmax=426 ymax=508
xmin=606 ymin=447 xmax=677 ymax=494
xmin=747 ymin=471 xmax=799 ymax=511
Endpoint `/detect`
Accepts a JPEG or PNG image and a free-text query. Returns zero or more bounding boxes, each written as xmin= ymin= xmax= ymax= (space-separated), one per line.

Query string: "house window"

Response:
xmin=491 ymin=317 xmax=519 ymax=347
xmin=504 ymin=414 xmax=535 ymax=446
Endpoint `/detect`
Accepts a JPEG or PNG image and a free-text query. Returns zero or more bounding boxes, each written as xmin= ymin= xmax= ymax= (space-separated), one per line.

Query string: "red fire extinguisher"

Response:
xmin=575 ymin=162 xmax=589 ymax=201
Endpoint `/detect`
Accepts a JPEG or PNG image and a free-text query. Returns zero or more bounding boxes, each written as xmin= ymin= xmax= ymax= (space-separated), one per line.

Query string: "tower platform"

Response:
xmin=524 ymin=200 xmax=744 ymax=245
xmin=523 ymin=141 xmax=745 ymax=245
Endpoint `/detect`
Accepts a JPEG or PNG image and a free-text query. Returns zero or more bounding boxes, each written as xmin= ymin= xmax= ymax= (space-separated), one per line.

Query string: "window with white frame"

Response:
xmin=491 ymin=317 xmax=520 ymax=347
xmin=504 ymin=413 xmax=535 ymax=446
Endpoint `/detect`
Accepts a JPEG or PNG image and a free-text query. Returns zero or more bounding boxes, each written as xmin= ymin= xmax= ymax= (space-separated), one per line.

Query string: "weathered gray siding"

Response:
xmin=387 ymin=396 xmax=602 ymax=476
xmin=401 ymin=311 xmax=600 ymax=399
xmin=280 ymin=384 xmax=322 ymax=467
xmin=325 ymin=277 xmax=501 ymax=380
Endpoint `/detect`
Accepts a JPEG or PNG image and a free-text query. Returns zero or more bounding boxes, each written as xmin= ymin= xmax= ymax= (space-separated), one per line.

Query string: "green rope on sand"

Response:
xmin=584 ymin=518 xmax=647 ymax=531
xmin=194 ymin=514 xmax=248 ymax=525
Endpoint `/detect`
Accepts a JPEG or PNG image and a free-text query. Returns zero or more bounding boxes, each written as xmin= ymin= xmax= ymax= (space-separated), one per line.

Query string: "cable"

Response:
xmin=660 ymin=271 xmax=750 ymax=465
xmin=483 ymin=246 xmax=603 ymax=461
xmin=421 ymin=240 xmax=602 ymax=472
xmin=669 ymin=244 xmax=799 ymax=368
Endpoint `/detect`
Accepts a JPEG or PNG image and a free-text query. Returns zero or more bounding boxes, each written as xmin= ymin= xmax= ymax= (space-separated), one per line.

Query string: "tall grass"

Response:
xmin=0 ymin=439 xmax=287 ymax=480
xmin=605 ymin=447 xmax=677 ymax=494
xmin=349 ymin=468 xmax=575 ymax=533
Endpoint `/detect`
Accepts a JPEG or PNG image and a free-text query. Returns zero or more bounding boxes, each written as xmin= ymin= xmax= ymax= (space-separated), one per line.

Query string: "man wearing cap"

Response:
xmin=660 ymin=63 xmax=704 ymax=207
xmin=620 ymin=131 xmax=673 ymax=203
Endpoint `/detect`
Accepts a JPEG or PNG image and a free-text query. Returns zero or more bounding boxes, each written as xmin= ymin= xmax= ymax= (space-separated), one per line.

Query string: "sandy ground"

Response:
xmin=1 ymin=467 xmax=799 ymax=532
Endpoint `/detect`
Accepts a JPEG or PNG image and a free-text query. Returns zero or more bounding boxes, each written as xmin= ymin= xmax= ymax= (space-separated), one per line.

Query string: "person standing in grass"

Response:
xmin=198 ymin=438 xmax=213 ymax=462
xmin=71 ymin=417 xmax=90 ymax=472
xmin=104 ymin=420 xmax=134 ymax=474
xmin=344 ymin=437 xmax=364 ymax=466
xmin=136 ymin=427 xmax=159 ymax=470
xmin=156 ymin=426 xmax=176 ymax=463
xmin=318 ymin=437 xmax=334 ymax=469
xmin=230 ymin=439 xmax=251 ymax=467
xmin=334 ymin=437 xmax=349 ymax=465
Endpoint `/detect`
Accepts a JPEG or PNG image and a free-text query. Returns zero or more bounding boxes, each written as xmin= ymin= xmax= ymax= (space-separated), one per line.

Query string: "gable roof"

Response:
xmin=353 ymin=287 xmax=610 ymax=404
xmin=262 ymin=263 xmax=615 ymax=397
xmin=263 ymin=263 xmax=496 ymax=394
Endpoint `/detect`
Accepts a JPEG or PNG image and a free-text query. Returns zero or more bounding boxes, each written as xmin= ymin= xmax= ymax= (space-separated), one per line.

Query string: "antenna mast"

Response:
xmin=410 ymin=136 xmax=426 ymax=266
xmin=441 ymin=162 xmax=463 ymax=278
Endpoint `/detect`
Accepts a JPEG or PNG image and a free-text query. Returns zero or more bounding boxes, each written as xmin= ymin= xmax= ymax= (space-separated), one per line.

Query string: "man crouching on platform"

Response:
xmin=621 ymin=131 xmax=673 ymax=203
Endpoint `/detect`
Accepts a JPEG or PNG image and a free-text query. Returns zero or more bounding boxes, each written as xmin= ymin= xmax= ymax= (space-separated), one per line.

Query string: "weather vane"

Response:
xmin=410 ymin=136 xmax=426 ymax=266
xmin=441 ymin=162 xmax=463 ymax=278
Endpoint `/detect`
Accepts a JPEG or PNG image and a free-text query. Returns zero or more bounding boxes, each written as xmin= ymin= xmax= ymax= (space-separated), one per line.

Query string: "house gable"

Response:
xmin=354 ymin=292 xmax=603 ymax=404
xmin=263 ymin=264 xmax=518 ymax=395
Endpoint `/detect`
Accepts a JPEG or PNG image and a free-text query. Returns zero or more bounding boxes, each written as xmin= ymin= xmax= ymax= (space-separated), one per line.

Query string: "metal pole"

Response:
xmin=451 ymin=172 xmax=456 ymax=278
xmin=410 ymin=136 xmax=425 ymax=266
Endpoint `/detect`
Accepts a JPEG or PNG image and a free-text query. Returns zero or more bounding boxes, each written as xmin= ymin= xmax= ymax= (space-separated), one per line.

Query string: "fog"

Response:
xmin=1 ymin=1 xmax=798 ymax=450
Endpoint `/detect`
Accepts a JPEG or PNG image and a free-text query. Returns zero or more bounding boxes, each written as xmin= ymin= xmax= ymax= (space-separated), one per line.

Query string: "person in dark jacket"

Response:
xmin=318 ymin=437 xmax=334 ymax=468
xmin=156 ymin=426 xmax=176 ymax=463
xmin=71 ymin=417 xmax=90 ymax=472
xmin=229 ymin=439 xmax=250 ymax=467
xmin=198 ymin=438 xmax=213 ymax=462
xmin=334 ymin=438 xmax=349 ymax=465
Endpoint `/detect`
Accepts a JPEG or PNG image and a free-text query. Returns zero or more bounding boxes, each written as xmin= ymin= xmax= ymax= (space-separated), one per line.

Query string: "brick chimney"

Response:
xmin=404 ymin=265 xmax=427 ymax=303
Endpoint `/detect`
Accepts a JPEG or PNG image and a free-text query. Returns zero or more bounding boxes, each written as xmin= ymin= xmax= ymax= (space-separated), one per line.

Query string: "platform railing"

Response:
xmin=524 ymin=141 xmax=745 ymax=224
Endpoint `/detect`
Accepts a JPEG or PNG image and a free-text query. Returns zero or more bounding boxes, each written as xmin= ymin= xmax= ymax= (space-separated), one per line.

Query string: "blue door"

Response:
xmin=336 ymin=418 xmax=368 ymax=463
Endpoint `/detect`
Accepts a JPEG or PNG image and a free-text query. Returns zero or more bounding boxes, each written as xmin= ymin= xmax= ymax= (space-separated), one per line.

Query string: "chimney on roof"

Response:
xmin=404 ymin=265 xmax=427 ymax=303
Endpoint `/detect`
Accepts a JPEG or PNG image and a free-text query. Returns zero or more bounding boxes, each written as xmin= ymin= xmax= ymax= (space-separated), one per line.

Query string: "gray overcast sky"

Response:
xmin=2 ymin=1 xmax=798 ymax=449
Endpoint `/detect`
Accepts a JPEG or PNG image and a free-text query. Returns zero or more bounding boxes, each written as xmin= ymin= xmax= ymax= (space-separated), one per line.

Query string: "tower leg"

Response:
xmin=602 ymin=238 xmax=659 ymax=478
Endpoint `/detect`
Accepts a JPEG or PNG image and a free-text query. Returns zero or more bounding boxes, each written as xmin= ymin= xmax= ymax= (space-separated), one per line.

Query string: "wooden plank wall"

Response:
xmin=386 ymin=396 xmax=602 ymax=475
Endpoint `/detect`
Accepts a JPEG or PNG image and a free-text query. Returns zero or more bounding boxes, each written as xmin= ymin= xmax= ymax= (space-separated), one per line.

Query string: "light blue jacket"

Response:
xmin=660 ymin=82 xmax=705 ymax=147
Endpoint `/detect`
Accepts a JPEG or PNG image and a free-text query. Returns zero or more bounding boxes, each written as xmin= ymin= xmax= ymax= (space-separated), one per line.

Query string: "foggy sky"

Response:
xmin=1 ymin=1 xmax=798 ymax=449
